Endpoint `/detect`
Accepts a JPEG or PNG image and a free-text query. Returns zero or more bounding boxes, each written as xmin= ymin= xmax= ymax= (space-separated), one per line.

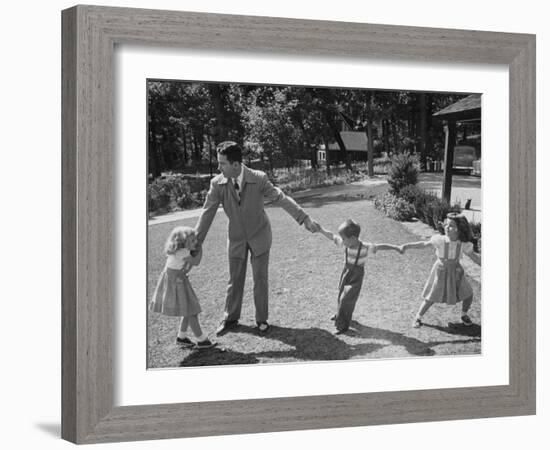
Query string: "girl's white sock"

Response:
xmin=195 ymin=333 xmax=208 ymax=342
xmin=177 ymin=331 xmax=188 ymax=339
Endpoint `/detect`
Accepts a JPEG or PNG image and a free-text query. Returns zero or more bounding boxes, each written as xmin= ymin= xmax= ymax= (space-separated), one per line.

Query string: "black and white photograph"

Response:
xmin=4 ymin=0 xmax=545 ymax=447
xmin=147 ymin=81 xmax=483 ymax=368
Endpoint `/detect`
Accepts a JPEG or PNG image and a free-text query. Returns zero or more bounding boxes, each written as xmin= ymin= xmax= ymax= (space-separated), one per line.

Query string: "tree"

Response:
xmin=242 ymin=87 xmax=302 ymax=172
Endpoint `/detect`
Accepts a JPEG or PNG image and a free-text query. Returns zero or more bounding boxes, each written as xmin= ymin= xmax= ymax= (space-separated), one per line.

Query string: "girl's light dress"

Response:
xmin=422 ymin=235 xmax=474 ymax=305
xmin=150 ymin=248 xmax=202 ymax=317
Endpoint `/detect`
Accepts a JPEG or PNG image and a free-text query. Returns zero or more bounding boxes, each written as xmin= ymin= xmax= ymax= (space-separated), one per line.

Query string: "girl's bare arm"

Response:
xmin=401 ymin=241 xmax=431 ymax=252
xmin=373 ymin=243 xmax=403 ymax=253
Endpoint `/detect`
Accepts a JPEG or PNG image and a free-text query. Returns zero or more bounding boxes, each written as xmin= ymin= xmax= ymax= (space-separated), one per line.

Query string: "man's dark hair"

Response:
xmin=216 ymin=141 xmax=243 ymax=164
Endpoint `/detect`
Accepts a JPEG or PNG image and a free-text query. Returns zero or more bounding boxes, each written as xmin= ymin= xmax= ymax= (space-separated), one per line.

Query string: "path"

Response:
xmin=148 ymin=173 xmax=481 ymax=225
xmin=147 ymin=175 xmax=388 ymax=226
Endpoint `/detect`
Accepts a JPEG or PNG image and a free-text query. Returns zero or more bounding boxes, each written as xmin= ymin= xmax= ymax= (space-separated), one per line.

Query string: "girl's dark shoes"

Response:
xmin=195 ymin=339 xmax=217 ymax=349
xmin=176 ymin=337 xmax=195 ymax=348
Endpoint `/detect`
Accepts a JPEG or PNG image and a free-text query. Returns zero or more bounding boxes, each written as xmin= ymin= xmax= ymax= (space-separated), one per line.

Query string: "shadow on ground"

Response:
xmin=423 ymin=322 xmax=482 ymax=338
xmin=177 ymin=320 xmax=482 ymax=366
xmin=179 ymin=325 xmax=370 ymax=366
xmin=180 ymin=347 xmax=260 ymax=366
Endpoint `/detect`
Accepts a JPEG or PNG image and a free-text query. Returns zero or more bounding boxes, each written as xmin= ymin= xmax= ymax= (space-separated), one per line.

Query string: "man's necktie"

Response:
xmin=234 ymin=180 xmax=240 ymax=203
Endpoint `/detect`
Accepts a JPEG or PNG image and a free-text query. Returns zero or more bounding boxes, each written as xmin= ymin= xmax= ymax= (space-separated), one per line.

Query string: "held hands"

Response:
xmin=303 ymin=216 xmax=321 ymax=233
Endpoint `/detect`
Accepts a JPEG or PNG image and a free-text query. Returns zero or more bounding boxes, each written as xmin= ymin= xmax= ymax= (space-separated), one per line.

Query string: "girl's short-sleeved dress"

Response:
xmin=150 ymin=248 xmax=202 ymax=317
xmin=422 ymin=235 xmax=474 ymax=305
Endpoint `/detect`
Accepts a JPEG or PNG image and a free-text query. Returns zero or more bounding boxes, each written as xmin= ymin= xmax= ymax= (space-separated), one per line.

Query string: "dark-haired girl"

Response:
xmin=401 ymin=213 xmax=481 ymax=328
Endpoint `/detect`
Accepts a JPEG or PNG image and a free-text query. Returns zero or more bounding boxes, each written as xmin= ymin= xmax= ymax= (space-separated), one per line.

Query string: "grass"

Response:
xmin=147 ymin=193 xmax=481 ymax=369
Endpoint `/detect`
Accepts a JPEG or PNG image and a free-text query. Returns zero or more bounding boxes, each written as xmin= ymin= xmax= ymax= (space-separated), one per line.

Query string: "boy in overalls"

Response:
xmin=318 ymin=219 xmax=402 ymax=333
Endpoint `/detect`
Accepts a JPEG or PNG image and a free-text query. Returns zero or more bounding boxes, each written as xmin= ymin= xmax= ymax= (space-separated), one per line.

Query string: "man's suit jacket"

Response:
xmin=195 ymin=165 xmax=308 ymax=258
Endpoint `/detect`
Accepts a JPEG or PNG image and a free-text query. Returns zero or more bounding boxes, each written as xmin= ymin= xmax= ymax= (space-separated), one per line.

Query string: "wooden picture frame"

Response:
xmin=62 ymin=5 xmax=536 ymax=444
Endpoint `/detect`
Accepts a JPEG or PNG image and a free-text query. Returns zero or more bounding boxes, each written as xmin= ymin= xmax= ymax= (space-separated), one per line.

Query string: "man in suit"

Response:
xmin=194 ymin=141 xmax=319 ymax=335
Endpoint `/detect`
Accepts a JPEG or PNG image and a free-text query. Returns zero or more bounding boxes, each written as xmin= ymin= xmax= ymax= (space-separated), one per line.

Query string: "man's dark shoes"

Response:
xmin=257 ymin=322 xmax=270 ymax=333
xmin=215 ymin=319 xmax=239 ymax=336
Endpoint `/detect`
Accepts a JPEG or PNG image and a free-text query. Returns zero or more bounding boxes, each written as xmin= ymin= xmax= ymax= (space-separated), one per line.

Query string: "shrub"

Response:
xmin=387 ymin=153 xmax=419 ymax=194
xmin=396 ymin=184 xmax=426 ymax=205
xmin=148 ymin=179 xmax=172 ymax=212
xmin=394 ymin=184 xmax=459 ymax=230
xmin=277 ymin=169 xmax=364 ymax=196
xmin=148 ymin=173 xmax=206 ymax=214
xmin=374 ymin=192 xmax=416 ymax=221
xmin=470 ymin=222 xmax=482 ymax=253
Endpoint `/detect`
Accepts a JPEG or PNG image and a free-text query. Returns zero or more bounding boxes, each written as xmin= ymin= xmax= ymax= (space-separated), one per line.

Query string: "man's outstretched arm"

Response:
xmin=261 ymin=174 xmax=318 ymax=232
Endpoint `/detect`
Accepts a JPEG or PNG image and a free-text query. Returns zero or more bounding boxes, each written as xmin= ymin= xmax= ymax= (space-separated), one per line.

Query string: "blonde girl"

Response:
xmin=150 ymin=226 xmax=215 ymax=349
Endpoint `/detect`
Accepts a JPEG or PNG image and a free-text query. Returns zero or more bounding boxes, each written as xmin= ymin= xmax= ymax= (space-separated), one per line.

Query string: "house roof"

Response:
xmin=339 ymin=112 xmax=356 ymax=129
xmin=327 ymin=131 xmax=368 ymax=152
xmin=433 ymin=94 xmax=481 ymax=121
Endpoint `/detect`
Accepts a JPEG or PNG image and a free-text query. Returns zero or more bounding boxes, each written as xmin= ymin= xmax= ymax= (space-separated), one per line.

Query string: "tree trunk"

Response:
xmin=161 ymin=130 xmax=173 ymax=170
xmin=442 ymin=121 xmax=457 ymax=203
xmin=208 ymin=84 xmax=228 ymax=143
xmin=192 ymin=133 xmax=203 ymax=167
xmin=182 ymin=130 xmax=188 ymax=166
xmin=383 ymin=119 xmax=390 ymax=155
xmin=310 ymin=145 xmax=318 ymax=171
xmin=424 ymin=95 xmax=434 ymax=159
xmin=391 ymin=114 xmax=399 ymax=154
xmin=148 ymin=122 xmax=161 ymax=177
xmin=206 ymin=134 xmax=214 ymax=177
xmin=323 ymin=136 xmax=332 ymax=176
xmin=418 ymin=92 xmax=428 ymax=168
xmin=365 ymin=92 xmax=374 ymax=176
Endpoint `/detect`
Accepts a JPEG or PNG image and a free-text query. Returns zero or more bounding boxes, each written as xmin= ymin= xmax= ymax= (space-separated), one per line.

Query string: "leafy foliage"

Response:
xmin=374 ymin=193 xmax=416 ymax=221
xmin=387 ymin=153 xmax=419 ymax=194
xmin=148 ymin=174 xmax=207 ymax=214
xmin=470 ymin=222 xmax=482 ymax=253
xmin=147 ymin=80 xmax=470 ymax=178
xmin=393 ymin=184 xmax=461 ymax=230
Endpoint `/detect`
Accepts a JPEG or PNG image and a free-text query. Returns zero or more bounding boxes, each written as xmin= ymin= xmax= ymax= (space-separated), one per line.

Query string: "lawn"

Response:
xmin=147 ymin=194 xmax=481 ymax=369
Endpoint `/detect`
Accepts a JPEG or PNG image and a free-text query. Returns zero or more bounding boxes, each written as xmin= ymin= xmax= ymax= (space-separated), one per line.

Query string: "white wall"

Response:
xmin=1 ymin=1 xmax=546 ymax=449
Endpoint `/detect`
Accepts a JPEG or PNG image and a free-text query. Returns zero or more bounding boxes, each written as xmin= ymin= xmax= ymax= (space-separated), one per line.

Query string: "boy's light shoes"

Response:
xmin=461 ymin=314 xmax=473 ymax=326
xmin=195 ymin=339 xmax=217 ymax=350
xmin=175 ymin=337 xmax=195 ymax=348
xmin=412 ymin=318 xmax=423 ymax=328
